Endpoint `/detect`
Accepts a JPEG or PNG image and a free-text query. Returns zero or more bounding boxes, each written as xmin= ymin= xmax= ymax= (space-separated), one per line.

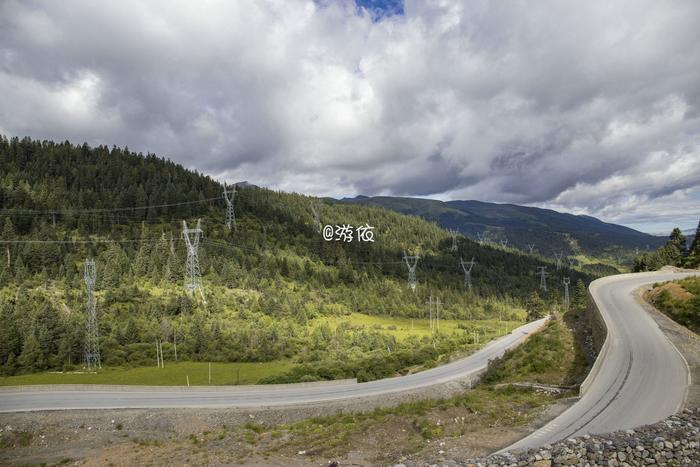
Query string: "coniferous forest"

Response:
xmin=0 ymin=136 xmax=596 ymax=382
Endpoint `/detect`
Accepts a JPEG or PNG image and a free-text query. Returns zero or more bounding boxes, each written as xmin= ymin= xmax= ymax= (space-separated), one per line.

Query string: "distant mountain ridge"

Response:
xmin=341 ymin=196 xmax=665 ymax=257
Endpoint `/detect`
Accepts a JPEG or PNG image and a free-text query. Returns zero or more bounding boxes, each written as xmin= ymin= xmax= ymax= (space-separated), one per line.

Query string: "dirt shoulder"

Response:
xmin=636 ymin=285 xmax=700 ymax=408
xmin=0 ymin=386 xmax=576 ymax=466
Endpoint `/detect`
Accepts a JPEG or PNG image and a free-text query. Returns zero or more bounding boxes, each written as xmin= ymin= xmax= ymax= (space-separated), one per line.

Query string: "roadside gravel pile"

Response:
xmin=399 ymin=408 xmax=700 ymax=466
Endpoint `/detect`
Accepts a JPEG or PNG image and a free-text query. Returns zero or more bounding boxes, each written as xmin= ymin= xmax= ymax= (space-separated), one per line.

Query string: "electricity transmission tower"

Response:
xmin=403 ymin=251 xmax=420 ymax=292
xmin=563 ymin=277 xmax=571 ymax=310
xmin=537 ymin=266 xmax=549 ymax=292
xmin=449 ymin=230 xmax=459 ymax=252
xmin=84 ymin=259 xmax=101 ymax=369
xmin=554 ymin=251 xmax=564 ymax=270
xmin=222 ymin=184 xmax=236 ymax=230
xmin=527 ymin=243 xmax=535 ymax=254
xmin=500 ymin=238 xmax=508 ymax=248
xmin=309 ymin=203 xmax=321 ymax=234
xmin=460 ymin=257 xmax=476 ymax=292
xmin=476 ymin=232 xmax=484 ymax=244
xmin=182 ymin=219 xmax=205 ymax=300
xmin=568 ymin=256 xmax=577 ymax=268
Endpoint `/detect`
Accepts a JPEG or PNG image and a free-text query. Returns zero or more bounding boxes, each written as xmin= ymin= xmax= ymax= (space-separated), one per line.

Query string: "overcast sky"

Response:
xmin=1 ymin=0 xmax=699 ymax=234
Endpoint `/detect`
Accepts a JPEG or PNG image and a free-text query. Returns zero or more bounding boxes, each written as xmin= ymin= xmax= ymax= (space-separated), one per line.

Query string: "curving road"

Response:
xmin=504 ymin=270 xmax=699 ymax=452
xmin=0 ymin=318 xmax=547 ymax=413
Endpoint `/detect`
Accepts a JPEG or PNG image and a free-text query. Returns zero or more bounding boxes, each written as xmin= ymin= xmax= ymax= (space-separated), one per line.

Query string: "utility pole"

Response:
xmin=309 ymin=203 xmax=322 ymax=234
xmin=222 ymin=184 xmax=236 ymax=230
xmin=554 ymin=251 xmax=564 ymax=270
xmin=460 ymin=257 xmax=476 ymax=292
xmin=403 ymin=250 xmax=420 ymax=292
xmin=537 ymin=266 xmax=549 ymax=293
xmin=563 ymin=277 xmax=571 ymax=310
xmin=435 ymin=297 xmax=441 ymax=332
xmin=428 ymin=295 xmax=433 ymax=331
xmin=527 ymin=243 xmax=535 ymax=254
xmin=450 ymin=230 xmax=459 ymax=252
xmin=83 ymin=259 xmax=101 ymax=370
xmin=155 ymin=339 xmax=164 ymax=368
xmin=182 ymin=219 xmax=205 ymax=301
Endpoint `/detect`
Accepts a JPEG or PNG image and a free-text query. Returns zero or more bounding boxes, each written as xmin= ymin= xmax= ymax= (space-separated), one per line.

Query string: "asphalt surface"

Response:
xmin=504 ymin=270 xmax=700 ymax=452
xmin=0 ymin=317 xmax=547 ymax=413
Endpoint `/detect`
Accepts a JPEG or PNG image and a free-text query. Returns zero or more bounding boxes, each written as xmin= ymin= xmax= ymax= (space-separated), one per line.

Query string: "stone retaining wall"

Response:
xmin=448 ymin=408 xmax=700 ymax=466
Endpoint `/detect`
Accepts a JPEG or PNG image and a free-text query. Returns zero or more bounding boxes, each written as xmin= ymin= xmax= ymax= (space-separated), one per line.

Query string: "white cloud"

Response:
xmin=0 ymin=0 xmax=699 ymax=229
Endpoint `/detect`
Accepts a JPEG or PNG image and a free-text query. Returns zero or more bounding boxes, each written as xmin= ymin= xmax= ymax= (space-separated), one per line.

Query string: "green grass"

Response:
xmin=649 ymin=277 xmax=700 ymax=332
xmin=267 ymin=386 xmax=554 ymax=457
xmin=315 ymin=312 xmax=523 ymax=341
xmin=481 ymin=312 xmax=590 ymax=386
xmin=0 ymin=361 xmax=295 ymax=387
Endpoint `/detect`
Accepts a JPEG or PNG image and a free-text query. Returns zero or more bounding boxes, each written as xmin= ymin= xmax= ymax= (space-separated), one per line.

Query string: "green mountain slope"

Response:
xmin=0 ymin=136 xmax=592 ymax=382
xmin=342 ymin=196 xmax=664 ymax=258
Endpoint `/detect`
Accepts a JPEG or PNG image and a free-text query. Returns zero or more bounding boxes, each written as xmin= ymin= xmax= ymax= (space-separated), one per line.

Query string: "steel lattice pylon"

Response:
xmin=84 ymin=259 xmax=101 ymax=369
xmin=554 ymin=251 xmax=564 ymax=270
xmin=449 ymin=230 xmax=458 ymax=252
xmin=537 ymin=266 xmax=549 ymax=292
xmin=222 ymin=184 xmax=236 ymax=230
xmin=460 ymin=257 xmax=476 ymax=292
xmin=563 ymin=277 xmax=571 ymax=309
xmin=182 ymin=219 xmax=204 ymax=300
xmin=402 ymin=250 xmax=420 ymax=292
xmin=309 ymin=203 xmax=322 ymax=234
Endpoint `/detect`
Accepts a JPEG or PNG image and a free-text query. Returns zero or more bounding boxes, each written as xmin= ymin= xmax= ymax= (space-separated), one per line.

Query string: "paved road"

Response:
xmin=0 ymin=318 xmax=547 ymax=413
xmin=504 ymin=271 xmax=699 ymax=452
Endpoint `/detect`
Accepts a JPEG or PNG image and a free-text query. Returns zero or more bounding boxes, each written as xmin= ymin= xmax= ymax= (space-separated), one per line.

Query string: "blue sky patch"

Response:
xmin=355 ymin=0 xmax=404 ymax=21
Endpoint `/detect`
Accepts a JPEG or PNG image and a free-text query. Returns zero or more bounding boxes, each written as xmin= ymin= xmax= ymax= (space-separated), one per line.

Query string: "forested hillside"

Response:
xmin=342 ymin=196 xmax=665 ymax=261
xmin=0 ymin=136 xmax=593 ymax=381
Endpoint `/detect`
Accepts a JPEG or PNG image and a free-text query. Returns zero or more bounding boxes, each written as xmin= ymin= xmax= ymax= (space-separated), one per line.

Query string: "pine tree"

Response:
xmin=666 ymin=228 xmax=687 ymax=266
xmin=18 ymin=333 xmax=44 ymax=372
xmin=3 ymin=353 xmax=17 ymax=376
xmin=2 ymin=217 xmax=15 ymax=273
xmin=573 ymin=279 xmax=588 ymax=310
xmin=685 ymin=219 xmax=700 ymax=268
xmin=525 ymin=292 xmax=546 ymax=321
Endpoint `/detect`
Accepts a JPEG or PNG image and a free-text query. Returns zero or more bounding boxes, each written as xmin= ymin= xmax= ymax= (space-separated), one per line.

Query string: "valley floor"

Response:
xmin=0 ymin=312 xmax=588 ymax=466
xmin=0 ymin=388 xmax=575 ymax=466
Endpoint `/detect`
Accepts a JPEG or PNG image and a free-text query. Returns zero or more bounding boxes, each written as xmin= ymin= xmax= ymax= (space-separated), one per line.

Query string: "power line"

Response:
xmin=0 ymin=238 xmax=163 ymax=244
xmin=0 ymin=196 xmax=222 ymax=215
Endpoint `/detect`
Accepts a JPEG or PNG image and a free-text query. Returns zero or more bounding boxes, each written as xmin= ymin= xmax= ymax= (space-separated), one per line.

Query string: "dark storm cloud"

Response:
xmin=1 ymin=0 xmax=699 ymax=229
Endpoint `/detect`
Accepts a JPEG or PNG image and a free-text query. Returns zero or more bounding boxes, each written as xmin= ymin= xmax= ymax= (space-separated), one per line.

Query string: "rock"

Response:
xmin=431 ymin=410 xmax=700 ymax=467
